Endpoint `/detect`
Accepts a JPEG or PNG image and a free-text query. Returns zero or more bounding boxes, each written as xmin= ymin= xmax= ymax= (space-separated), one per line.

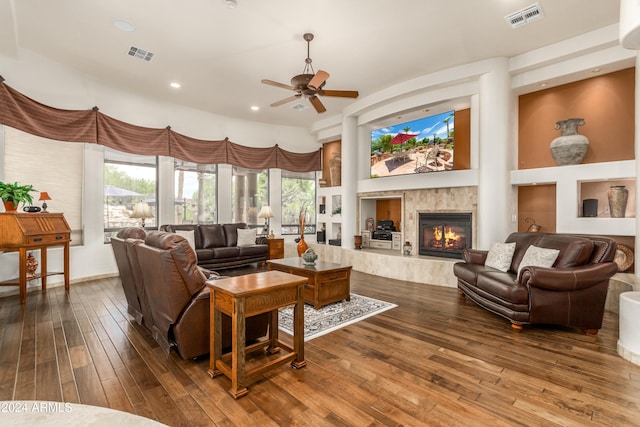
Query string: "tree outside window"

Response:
xmin=174 ymin=161 xmax=217 ymax=224
xmin=104 ymin=148 xmax=157 ymax=242
xmin=231 ymin=167 xmax=268 ymax=228
xmin=281 ymin=171 xmax=316 ymax=235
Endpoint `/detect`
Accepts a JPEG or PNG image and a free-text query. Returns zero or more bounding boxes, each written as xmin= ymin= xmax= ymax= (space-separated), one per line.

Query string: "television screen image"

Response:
xmin=370 ymin=110 xmax=454 ymax=178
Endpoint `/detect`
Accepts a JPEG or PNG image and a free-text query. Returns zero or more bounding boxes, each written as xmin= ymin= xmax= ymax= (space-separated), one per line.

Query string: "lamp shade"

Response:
xmin=38 ymin=192 xmax=52 ymax=201
xmin=130 ymin=202 xmax=154 ymax=219
xmin=257 ymin=205 xmax=274 ymax=219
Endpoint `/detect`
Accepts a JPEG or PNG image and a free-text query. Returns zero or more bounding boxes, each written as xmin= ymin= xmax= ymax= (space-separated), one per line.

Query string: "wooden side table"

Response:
xmin=207 ymin=270 xmax=307 ymax=398
xmin=266 ymin=237 xmax=284 ymax=260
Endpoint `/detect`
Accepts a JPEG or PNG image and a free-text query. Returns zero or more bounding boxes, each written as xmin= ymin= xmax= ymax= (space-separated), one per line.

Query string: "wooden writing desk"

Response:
xmin=207 ymin=270 xmax=307 ymax=398
xmin=0 ymin=213 xmax=71 ymax=303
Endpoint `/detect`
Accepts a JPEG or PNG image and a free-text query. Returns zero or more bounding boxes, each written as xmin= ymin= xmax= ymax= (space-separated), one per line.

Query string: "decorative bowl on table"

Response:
xmin=302 ymin=248 xmax=318 ymax=266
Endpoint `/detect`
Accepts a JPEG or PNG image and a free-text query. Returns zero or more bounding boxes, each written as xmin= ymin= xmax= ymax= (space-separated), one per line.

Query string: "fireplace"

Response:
xmin=419 ymin=212 xmax=472 ymax=259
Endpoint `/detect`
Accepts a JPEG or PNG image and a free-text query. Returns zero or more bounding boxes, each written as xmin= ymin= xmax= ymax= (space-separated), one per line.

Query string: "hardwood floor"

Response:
xmin=1 ymin=268 xmax=640 ymax=426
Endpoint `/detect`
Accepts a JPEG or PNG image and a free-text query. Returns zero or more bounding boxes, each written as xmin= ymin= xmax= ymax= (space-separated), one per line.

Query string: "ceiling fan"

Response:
xmin=261 ymin=33 xmax=359 ymax=113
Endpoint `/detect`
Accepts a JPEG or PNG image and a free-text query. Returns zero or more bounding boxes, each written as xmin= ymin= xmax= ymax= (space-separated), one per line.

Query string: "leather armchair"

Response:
xmin=134 ymin=231 xmax=270 ymax=359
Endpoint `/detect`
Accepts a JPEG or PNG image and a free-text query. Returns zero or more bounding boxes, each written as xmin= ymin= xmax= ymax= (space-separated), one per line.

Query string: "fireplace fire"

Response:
xmin=419 ymin=212 xmax=471 ymax=259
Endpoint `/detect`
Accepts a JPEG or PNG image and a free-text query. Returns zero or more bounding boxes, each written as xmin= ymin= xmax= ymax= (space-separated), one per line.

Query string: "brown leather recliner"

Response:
xmin=134 ymin=231 xmax=270 ymax=359
xmin=111 ymin=227 xmax=153 ymax=327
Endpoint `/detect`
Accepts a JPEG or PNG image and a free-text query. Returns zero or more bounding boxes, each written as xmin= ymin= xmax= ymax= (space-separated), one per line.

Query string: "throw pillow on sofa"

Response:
xmin=237 ymin=228 xmax=257 ymax=246
xmin=517 ymin=245 xmax=560 ymax=276
xmin=484 ymin=242 xmax=516 ymax=272
xmin=175 ymin=229 xmax=196 ymax=250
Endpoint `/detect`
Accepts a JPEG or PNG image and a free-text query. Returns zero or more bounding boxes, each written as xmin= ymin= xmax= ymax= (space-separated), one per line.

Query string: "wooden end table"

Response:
xmin=207 ymin=270 xmax=307 ymax=398
xmin=267 ymin=257 xmax=352 ymax=309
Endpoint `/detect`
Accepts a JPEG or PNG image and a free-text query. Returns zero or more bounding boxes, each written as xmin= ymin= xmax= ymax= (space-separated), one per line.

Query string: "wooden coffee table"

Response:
xmin=267 ymin=257 xmax=352 ymax=309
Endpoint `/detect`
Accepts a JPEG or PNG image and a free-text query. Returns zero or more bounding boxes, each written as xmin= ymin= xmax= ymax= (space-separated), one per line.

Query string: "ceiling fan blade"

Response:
xmin=261 ymin=79 xmax=295 ymax=90
xmin=309 ymin=95 xmax=326 ymax=113
xmin=319 ymin=89 xmax=359 ymax=98
xmin=307 ymin=70 xmax=330 ymax=90
xmin=270 ymin=94 xmax=301 ymax=107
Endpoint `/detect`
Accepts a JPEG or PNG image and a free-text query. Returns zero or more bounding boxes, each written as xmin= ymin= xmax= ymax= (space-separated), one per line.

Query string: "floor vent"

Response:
xmin=128 ymin=46 xmax=154 ymax=61
xmin=505 ymin=2 xmax=544 ymax=29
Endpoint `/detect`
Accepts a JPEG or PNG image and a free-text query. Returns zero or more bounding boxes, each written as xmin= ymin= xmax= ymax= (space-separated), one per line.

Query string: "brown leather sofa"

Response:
xmin=453 ymin=232 xmax=618 ymax=334
xmin=112 ymin=228 xmax=270 ymax=359
xmin=160 ymin=223 xmax=268 ymax=270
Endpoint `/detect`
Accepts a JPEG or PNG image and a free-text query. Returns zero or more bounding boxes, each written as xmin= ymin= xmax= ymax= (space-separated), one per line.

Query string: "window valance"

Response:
xmin=0 ymin=78 xmax=321 ymax=172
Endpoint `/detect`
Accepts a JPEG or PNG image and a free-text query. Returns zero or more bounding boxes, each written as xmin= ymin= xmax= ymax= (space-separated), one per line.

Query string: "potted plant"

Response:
xmin=0 ymin=181 xmax=37 ymax=212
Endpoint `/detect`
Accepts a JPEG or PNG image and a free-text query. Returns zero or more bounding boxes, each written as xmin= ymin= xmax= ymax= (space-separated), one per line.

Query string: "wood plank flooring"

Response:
xmin=1 ymin=267 xmax=640 ymax=426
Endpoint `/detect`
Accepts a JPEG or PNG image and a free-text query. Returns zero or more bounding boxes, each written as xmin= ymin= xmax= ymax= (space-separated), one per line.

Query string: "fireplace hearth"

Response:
xmin=419 ymin=212 xmax=472 ymax=259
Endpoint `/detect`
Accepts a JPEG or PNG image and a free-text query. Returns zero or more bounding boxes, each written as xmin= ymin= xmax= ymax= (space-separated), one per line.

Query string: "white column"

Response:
xmin=217 ymin=164 xmax=233 ymax=223
xmin=477 ymin=58 xmax=513 ymax=249
xmin=635 ymin=54 xmax=640 ymax=279
xmin=341 ymin=116 xmax=358 ymax=249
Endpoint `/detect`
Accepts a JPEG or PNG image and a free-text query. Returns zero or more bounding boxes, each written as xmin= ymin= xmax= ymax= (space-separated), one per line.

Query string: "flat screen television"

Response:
xmin=370 ymin=110 xmax=454 ymax=178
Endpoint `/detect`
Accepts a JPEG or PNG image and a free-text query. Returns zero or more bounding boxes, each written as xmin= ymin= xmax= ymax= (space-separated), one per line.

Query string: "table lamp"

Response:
xmin=257 ymin=205 xmax=273 ymax=236
xmin=39 ymin=192 xmax=51 ymax=213
xmin=130 ymin=202 xmax=154 ymax=227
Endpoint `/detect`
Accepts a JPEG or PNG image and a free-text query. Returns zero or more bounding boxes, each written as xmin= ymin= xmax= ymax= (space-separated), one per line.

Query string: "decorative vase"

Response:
xmin=329 ymin=152 xmax=341 ymax=187
xmin=3 ymin=200 xmax=17 ymax=212
xmin=549 ymin=118 xmax=589 ymax=165
xmin=403 ymin=241 xmax=412 ymax=256
xmin=354 ymin=235 xmax=362 ymax=250
xmin=297 ymin=236 xmax=308 ymax=257
xmin=26 ymin=252 xmax=38 ymax=279
xmin=302 ymin=248 xmax=318 ymax=266
xmin=608 ymin=185 xmax=629 ymax=218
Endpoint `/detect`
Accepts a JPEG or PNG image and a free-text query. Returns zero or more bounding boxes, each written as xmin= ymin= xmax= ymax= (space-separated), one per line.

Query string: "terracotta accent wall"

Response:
xmin=518 ymin=68 xmax=635 ymax=169
xmin=376 ymin=199 xmax=402 ymax=229
xmin=518 ymin=185 xmax=557 ymax=233
xmin=453 ymin=108 xmax=471 ymax=170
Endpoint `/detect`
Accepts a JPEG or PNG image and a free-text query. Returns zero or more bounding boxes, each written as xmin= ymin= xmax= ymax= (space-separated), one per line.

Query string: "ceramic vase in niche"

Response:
xmin=608 ymin=185 xmax=629 ymax=218
xmin=549 ymin=118 xmax=589 ymax=165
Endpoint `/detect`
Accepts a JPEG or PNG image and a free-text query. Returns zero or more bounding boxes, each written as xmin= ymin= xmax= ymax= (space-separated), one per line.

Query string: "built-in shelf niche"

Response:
xmin=579 ymin=178 xmax=636 ymax=218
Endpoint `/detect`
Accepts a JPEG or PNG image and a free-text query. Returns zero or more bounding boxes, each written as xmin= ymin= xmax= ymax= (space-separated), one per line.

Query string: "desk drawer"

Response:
xmin=26 ymin=234 xmax=70 ymax=244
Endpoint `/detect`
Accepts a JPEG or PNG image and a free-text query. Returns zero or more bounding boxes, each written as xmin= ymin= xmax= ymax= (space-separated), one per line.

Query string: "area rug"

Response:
xmin=278 ymin=294 xmax=397 ymax=341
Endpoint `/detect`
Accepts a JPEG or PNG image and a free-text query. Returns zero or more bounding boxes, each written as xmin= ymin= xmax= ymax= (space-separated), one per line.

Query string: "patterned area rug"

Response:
xmin=278 ymin=294 xmax=397 ymax=342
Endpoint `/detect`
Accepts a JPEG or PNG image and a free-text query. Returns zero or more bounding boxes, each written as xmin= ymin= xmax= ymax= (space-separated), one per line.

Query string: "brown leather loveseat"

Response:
xmin=453 ymin=232 xmax=618 ymax=334
xmin=112 ymin=228 xmax=270 ymax=359
xmin=160 ymin=223 xmax=268 ymax=270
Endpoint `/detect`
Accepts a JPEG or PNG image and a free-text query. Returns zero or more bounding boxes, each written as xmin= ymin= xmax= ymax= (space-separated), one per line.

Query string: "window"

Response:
xmin=231 ymin=166 xmax=268 ymax=228
xmin=104 ymin=147 xmax=157 ymax=242
xmin=281 ymin=170 xmax=316 ymax=235
xmin=3 ymin=126 xmax=84 ymax=245
xmin=174 ymin=160 xmax=217 ymax=224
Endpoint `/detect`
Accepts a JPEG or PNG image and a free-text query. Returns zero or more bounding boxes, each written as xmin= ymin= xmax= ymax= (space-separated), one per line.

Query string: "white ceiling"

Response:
xmin=0 ymin=0 xmax=620 ymax=129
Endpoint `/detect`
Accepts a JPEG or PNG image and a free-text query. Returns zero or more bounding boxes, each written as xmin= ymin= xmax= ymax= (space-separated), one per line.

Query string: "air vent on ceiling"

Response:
xmin=292 ymin=103 xmax=308 ymax=111
xmin=505 ymin=2 xmax=544 ymax=29
xmin=128 ymin=46 xmax=154 ymax=61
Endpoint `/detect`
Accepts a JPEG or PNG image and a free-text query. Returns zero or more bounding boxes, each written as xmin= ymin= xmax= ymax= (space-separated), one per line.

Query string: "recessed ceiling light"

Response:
xmin=226 ymin=0 xmax=238 ymax=9
xmin=592 ymin=68 xmax=602 ymax=73
xmin=170 ymin=82 xmax=181 ymax=89
xmin=540 ymin=82 xmax=547 ymax=87
xmin=250 ymin=106 xmax=259 ymax=111
xmin=113 ymin=20 xmax=135 ymax=32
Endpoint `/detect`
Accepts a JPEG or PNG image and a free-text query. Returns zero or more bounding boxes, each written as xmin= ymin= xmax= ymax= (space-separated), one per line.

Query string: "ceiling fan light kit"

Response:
xmin=261 ymin=33 xmax=358 ymax=113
